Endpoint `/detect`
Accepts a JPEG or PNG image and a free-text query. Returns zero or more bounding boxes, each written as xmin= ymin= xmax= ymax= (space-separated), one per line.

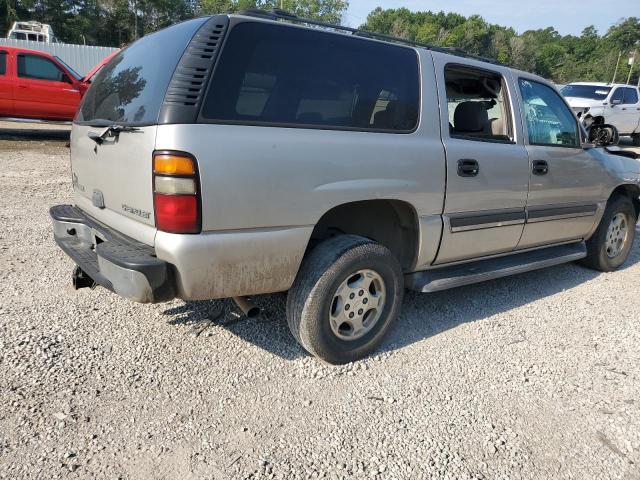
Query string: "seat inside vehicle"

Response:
xmin=445 ymin=66 xmax=512 ymax=142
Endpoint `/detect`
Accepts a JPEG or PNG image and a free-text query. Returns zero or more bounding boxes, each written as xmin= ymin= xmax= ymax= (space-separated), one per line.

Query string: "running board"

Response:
xmin=405 ymin=242 xmax=587 ymax=293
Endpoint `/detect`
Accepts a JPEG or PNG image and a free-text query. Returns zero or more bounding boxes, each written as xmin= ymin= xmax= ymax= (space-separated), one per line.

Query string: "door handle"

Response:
xmin=17 ymin=85 xmax=28 ymax=89
xmin=457 ymin=159 xmax=479 ymax=177
xmin=532 ymin=160 xmax=549 ymax=175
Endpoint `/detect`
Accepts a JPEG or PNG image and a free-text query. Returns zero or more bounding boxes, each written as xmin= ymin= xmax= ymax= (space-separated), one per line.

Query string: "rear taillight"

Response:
xmin=153 ymin=152 xmax=201 ymax=234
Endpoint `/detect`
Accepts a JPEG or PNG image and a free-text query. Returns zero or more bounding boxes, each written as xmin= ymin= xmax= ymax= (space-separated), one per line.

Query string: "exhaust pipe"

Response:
xmin=232 ymin=296 xmax=260 ymax=318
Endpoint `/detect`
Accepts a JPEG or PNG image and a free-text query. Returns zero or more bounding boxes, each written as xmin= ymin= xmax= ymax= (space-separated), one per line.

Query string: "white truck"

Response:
xmin=6 ymin=21 xmax=56 ymax=43
xmin=561 ymin=82 xmax=640 ymax=146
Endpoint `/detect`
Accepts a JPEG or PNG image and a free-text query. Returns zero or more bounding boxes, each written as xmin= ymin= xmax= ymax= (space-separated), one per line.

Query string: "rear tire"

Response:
xmin=286 ymin=235 xmax=404 ymax=364
xmin=581 ymin=195 xmax=636 ymax=272
xmin=632 ymin=133 xmax=640 ymax=147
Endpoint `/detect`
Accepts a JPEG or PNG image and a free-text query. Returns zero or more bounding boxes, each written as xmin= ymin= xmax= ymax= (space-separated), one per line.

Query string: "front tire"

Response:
xmin=286 ymin=235 xmax=404 ymax=364
xmin=581 ymin=195 xmax=636 ymax=271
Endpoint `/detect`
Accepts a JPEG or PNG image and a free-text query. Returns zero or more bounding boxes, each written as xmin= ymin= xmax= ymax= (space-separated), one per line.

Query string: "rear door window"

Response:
xmin=17 ymin=54 xmax=65 ymax=81
xmin=0 ymin=52 xmax=6 ymax=75
xmin=201 ymin=22 xmax=420 ymax=132
xmin=519 ymin=79 xmax=579 ymax=147
xmin=444 ymin=65 xmax=513 ymax=142
xmin=623 ymin=87 xmax=638 ymax=104
xmin=78 ymin=17 xmax=207 ymax=125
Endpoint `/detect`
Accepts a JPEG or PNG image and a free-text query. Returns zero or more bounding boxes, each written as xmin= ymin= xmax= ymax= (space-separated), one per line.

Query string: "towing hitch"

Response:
xmin=72 ymin=266 xmax=96 ymax=290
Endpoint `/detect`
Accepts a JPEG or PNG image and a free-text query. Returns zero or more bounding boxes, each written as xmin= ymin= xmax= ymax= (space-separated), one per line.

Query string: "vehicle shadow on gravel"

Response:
xmin=163 ymin=293 xmax=305 ymax=360
xmin=163 ymin=227 xmax=640 ymax=362
xmin=381 ymin=226 xmax=640 ymax=355
xmin=0 ymin=127 xmax=70 ymax=142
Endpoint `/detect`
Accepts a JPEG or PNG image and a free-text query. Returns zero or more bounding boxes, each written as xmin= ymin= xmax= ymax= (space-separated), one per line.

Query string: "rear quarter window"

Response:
xmin=78 ymin=17 xmax=207 ymax=125
xmin=201 ymin=22 xmax=420 ymax=133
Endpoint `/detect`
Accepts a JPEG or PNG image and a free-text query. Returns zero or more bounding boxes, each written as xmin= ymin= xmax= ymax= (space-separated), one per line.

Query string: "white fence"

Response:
xmin=0 ymin=39 xmax=118 ymax=76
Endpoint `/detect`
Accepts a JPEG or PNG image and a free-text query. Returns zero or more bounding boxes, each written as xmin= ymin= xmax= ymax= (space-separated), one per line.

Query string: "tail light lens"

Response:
xmin=153 ymin=152 xmax=200 ymax=234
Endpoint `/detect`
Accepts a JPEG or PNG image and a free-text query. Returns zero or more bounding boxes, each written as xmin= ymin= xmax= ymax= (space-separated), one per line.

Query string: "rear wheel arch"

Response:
xmin=307 ymin=199 xmax=420 ymax=271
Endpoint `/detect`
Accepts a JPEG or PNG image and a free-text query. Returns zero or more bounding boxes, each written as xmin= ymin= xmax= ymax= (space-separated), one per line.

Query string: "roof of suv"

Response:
xmin=229 ymin=9 xmax=561 ymax=94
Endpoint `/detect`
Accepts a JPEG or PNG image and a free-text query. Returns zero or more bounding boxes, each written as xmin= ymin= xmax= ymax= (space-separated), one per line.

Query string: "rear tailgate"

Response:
xmin=70 ymin=124 xmax=157 ymax=245
xmin=69 ymin=16 xmax=210 ymax=246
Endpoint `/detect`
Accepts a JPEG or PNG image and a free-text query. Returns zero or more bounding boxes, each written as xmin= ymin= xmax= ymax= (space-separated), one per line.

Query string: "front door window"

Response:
xmin=519 ymin=79 xmax=579 ymax=147
xmin=17 ymin=54 xmax=65 ymax=82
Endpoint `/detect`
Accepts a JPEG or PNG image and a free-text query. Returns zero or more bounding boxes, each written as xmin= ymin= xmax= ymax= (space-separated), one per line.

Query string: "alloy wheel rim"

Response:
xmin=329 ymin=269 xmax=386 ymax=341
xmin=605 ymin=212 xmax=628 ymax=259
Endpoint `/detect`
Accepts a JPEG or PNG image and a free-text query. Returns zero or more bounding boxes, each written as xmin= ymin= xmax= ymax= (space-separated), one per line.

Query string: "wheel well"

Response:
xmin=611 ymin=184 xmax=640 ymax=217
xmin=592 ymin=116 xmax=605 ymax=125
xmin=309 ymin=200 xmax=419 ymax=271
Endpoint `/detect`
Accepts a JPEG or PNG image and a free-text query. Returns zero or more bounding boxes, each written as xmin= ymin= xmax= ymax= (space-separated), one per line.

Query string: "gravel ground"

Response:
xmin=1 ymin=127 xmax=640 ymax=480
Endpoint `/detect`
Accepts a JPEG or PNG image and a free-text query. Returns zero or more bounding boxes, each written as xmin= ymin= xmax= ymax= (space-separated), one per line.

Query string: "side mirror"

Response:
xmin=587 ymin=123 xmax=619 ymax=147
xmin=610 ymin=98 xmax=622 ymax=106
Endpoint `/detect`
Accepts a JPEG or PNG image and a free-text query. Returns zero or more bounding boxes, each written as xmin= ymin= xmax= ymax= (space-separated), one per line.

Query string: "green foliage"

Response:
xmin=361 ymin=9 xmax=640 ymax=84
xmin=1 ymin=0 xmax=348 ymax=45
xmin=198 ymin=0 xmax=347 ymax=24
xmin=1 ymin=1 xmax=638 ymax=84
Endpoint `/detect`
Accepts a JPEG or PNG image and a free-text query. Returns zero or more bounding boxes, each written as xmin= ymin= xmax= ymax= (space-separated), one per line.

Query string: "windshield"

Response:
xmin=77 ymin=17 xmax=207 ymax=126
xmin=54 ymin=56 xmax=81 ymax=81
xmin=560 ymin=85 xmax=611 ymax=100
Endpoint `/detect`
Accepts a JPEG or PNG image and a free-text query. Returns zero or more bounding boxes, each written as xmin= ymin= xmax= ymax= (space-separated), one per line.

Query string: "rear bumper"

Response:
xmin=50 ymin=205 xmax=175 ymax=303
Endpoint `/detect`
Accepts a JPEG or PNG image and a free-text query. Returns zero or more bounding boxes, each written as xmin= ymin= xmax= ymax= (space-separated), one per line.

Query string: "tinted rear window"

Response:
xmin=201 ymin=22 xmax=420 ymax=132
xmin=623 ymin=87 xmax=638 ymax=104
xmin=560 ymin=84 xmax=611 ymax=100
xmin=78 ymin=17 xmax=207 ymax=125
xmin=0 ymin=52 xmax=6 ymax=75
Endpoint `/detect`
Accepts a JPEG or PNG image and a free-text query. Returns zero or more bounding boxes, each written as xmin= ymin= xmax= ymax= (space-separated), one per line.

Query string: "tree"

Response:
xmin=606 ymin=17 xmax=640 ymax=51
xmin=4 ymin=0 xmax=639 ymax=85
xmin=198 ymin=0 xmax=348 ymax=23
xmin=360 ymin=8 xmax=639 ymax=84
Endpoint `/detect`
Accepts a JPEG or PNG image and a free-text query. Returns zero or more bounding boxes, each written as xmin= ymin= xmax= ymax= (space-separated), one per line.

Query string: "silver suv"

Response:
xmin=50 ymin=11 xmax=640 ymax=364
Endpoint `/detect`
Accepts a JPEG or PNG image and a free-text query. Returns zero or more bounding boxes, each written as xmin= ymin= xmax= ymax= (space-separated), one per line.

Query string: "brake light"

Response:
xmin=153 ymin=151 xmax=200 ymax=234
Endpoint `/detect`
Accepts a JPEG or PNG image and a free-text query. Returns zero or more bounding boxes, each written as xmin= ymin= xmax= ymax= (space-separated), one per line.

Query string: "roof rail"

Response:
xmin=235 ymin=8 xmax=504 ymax=66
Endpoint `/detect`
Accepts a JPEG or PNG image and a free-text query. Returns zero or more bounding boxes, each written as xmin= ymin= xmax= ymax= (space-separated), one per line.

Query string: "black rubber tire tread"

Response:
xmin=581 ymin=195 xmax=636 ymax=272
xmin=632 ymin=134 xmax=640 ymax=147
xmin=286 ymin=234 xmax=404 ymax=364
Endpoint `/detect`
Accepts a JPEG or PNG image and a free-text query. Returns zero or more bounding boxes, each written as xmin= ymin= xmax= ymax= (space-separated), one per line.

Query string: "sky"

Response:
xmin=344 ymin=0 xmax=639 ymax=36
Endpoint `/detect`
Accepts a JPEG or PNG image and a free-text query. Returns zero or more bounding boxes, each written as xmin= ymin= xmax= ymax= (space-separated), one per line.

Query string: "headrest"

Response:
xmin=454 ymin=101 xmax=489 ymax=133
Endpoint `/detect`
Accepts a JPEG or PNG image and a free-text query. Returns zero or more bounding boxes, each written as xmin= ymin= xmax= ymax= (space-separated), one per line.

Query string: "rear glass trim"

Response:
xmin=157 ymin=15 xmax=230 ymax=125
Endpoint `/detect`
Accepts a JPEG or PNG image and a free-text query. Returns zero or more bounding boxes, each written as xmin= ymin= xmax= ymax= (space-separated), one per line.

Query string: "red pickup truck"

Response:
xmin=0 ymin=46 xmax=116 ymax=121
